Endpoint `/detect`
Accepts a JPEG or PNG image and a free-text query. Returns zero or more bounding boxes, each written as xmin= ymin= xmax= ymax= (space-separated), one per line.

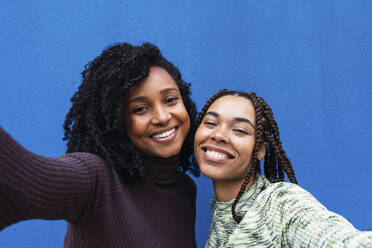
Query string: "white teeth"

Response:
xmin=206 ymin=149 xmax=227 ymax=159
xmin=152 ymin=128 xmax=176 ymax=139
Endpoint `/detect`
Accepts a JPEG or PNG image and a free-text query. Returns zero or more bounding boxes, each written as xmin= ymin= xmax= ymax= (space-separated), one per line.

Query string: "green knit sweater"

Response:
xmin=206 ymin=174 xmax=372 ymax=248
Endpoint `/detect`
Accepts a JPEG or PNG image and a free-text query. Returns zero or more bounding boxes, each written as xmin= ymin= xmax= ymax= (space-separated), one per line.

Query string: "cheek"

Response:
xmin=179 ymin=106 xmax=190 ymax=122
xmin=126 ymin=116 xmax=147 ymax=136
xmin=184 ymin=114 xmax=190 ymax=132
xmin=194 ymin=127 xmax=206 ymax=146
xmin=237 ymin=138 xmax=256 ymax=159
xmin=177 ymin=106 xmax=191 ymax=132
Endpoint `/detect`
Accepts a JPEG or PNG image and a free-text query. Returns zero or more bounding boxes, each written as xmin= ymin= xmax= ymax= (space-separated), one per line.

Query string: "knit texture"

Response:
xmin=206 ymin=174 xmax=372 ymax=248
xmin=0 ymin=128 xmax=197 ymax=248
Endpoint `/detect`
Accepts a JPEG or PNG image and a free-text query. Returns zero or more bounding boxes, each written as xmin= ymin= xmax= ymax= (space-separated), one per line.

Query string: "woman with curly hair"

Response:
xmin=194 ymin=89 xmax=372 ymax=247
xmin=0 ymin=42 xmax=199 ymax=247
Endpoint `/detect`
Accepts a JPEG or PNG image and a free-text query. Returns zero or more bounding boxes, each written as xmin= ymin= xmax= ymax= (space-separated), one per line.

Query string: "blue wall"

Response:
xmin=1 ymin=1 xmax=372 ymax=247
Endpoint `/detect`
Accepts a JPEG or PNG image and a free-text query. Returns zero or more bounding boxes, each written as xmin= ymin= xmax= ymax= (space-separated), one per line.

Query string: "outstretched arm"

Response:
xmin=0 ymin=127 xmax=100 ymax=230
xmin=268 ymin=183 xmax=372 ymax=248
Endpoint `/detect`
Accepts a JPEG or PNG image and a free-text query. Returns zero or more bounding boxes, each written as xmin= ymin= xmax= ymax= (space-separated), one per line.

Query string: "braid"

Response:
xmin=231 ymin=164 xmax=255 ymax=223
xmin=196 ymin=89 xmax=298 ymax=223
xmin=230 ymin=92 xmax=267 ymax=222
xmin=260 ymin=98 xmax=297 ymax=184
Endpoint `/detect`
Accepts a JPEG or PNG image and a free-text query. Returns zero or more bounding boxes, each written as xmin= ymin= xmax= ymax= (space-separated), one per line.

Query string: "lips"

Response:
xmin=150 ymin=127 xmax=177 ymax=143
xmin=151 ymin=127 xmax=176 ymax=139
xmin=201 ymin=145 xmax=235 ymax=161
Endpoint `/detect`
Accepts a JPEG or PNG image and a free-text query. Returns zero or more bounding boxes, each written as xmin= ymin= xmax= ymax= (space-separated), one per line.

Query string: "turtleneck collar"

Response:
xmin=142 ymin=154 xmax=180 ymax=185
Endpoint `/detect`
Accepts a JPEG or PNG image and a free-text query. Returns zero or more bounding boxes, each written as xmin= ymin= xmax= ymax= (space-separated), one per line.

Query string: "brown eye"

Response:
xmin=165 ymin=97 xmax=178 ymax=105
xmin=204 ymin=121 xmax=217 ymax=127
xmin=132 ymin=106 xmax=147 ymax=114
xmin=233 ymin=129 xmax=248 ymax=135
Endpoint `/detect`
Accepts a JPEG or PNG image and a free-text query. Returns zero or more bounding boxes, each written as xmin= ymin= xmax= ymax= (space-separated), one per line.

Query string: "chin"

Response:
xmin=200 ymin=166 xmax=222 ymax=180
xmin=157 ymin=153 xmax=177 ymax=158
xmin=154 ymin=148 xmax=181 ymax=158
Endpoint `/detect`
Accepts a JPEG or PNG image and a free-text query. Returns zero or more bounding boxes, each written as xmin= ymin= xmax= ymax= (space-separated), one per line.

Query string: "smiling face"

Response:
xmin=194 ymin=95 xmax=262 ymax=185
xmin=124 ymin=66 xmax=190 ymax=158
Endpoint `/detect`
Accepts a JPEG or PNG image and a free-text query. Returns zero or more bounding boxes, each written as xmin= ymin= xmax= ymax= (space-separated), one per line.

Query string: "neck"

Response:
xmin=142 ymin=153 xmax=180 ymax=184
xmin=213 ymin=174 xmax=255 ymax=202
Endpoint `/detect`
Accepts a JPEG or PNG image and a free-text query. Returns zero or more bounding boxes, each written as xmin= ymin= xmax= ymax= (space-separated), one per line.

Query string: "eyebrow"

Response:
xmin=205 ymin=111 xmax=255 ymax=128
xmin=127 ymin=87 xmax=179 ymax=104
xmin=127 ymin=96 xmax=146 ymax=105
xmin=160 ymin=87 xmax=179 ymax=94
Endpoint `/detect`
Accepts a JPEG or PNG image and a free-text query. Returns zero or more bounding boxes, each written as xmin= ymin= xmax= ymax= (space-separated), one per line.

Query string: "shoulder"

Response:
xmin=179 ymin=172 xmax=197 ymax=190
xmin=59 ymin=152 xmax=123 ymax=209
xmin=260 ymin=180 xmax=324 ymax=209
xmin=58 ymin=152 xmax=119 ymax=184
xmin=256 ymin=180 xmax=329 ymax=224
xmin=178 ymin=172 xmax=197 ymax=197
xmin=182 ymin=172 xmax=196 ymax=187
xmin=58 ymin=152 xmax=107 ymax=169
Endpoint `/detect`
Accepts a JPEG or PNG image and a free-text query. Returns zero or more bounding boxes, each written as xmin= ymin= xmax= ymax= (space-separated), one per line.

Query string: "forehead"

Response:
xmin=127 ymin=66 xmax=179 ymax=99
xmin=207 ymin=95 xmax=256 ymax=122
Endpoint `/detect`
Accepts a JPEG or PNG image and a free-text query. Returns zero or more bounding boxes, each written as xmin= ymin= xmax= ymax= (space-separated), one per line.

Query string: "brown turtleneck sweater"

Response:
xmin=0 ymin=128 xmax=197 ymax=247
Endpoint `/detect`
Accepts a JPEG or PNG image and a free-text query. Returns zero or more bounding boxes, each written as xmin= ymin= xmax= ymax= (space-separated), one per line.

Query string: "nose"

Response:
xmin=151 ymin=105 xmax=171 ymax=125
xmin=211 ymin=126 xmax=230 ymax=143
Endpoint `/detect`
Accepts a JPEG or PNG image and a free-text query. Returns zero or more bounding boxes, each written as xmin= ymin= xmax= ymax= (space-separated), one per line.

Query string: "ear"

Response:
xmin=257 ymin=143 xmax=267 ymax=160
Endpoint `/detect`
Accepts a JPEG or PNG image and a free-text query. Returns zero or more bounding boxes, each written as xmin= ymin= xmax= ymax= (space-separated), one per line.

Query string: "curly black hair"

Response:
xmin=63 ymin=42 xmax=199 ymax=183
xmin=195 ymin=89 xmax=297 ymax=222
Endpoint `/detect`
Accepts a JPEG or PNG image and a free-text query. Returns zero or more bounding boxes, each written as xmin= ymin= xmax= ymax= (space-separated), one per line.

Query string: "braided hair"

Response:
xmin=196 ymin=89 xmax=297 ymax=222
xmin=63 ymin=42 xmax=199 ymax=184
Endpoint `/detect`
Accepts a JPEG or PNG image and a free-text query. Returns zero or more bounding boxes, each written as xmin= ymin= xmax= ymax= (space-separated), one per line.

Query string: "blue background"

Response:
xmin=1 ymin=1 xmax=371 ymax=247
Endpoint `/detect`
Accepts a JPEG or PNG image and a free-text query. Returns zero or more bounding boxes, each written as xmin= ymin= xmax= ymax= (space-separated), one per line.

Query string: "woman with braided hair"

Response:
xmin=0 ymin=42 xmax=199 ymax=247
xmin=194 ymin=89 xmax=372 ymax=247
